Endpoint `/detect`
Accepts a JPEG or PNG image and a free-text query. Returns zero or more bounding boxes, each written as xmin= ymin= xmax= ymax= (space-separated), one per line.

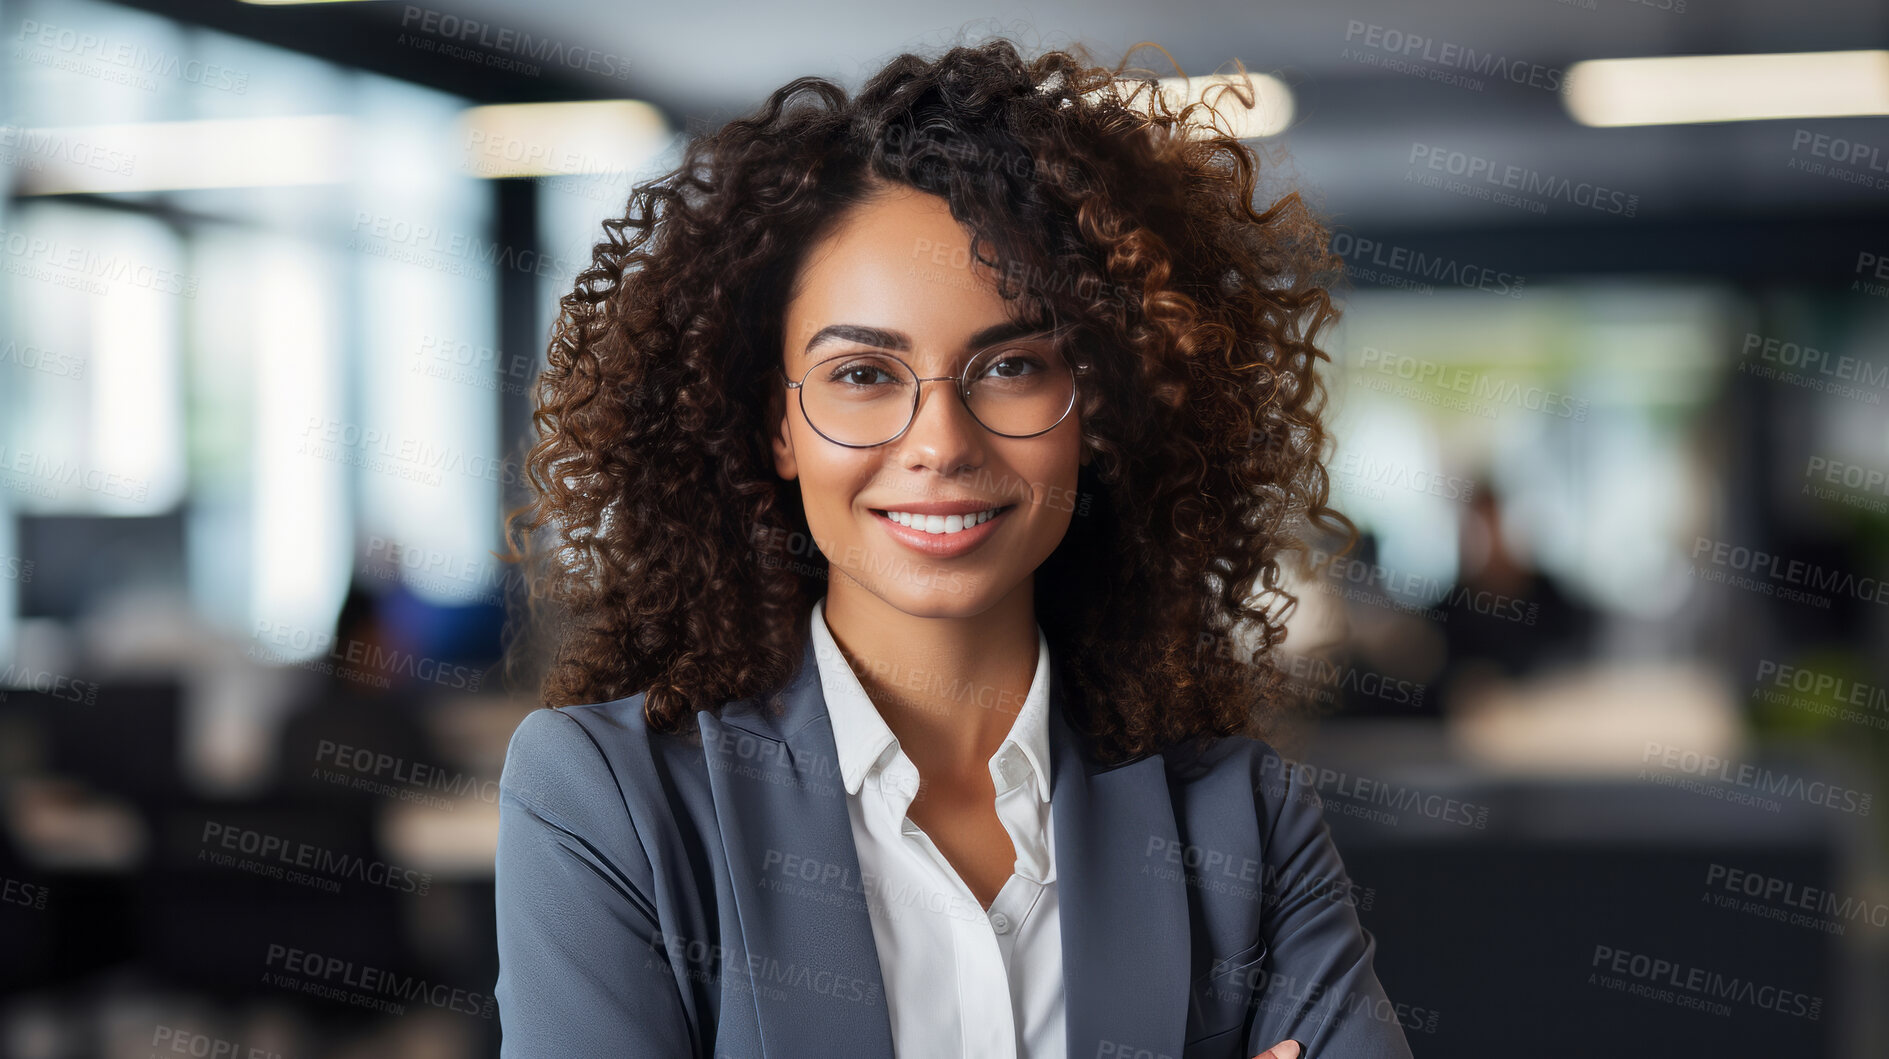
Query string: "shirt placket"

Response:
xmin=990 ymin=745 xmax=1052 ymax=1057
xmin=879 ymin=751 xmax=1021 ymax=1059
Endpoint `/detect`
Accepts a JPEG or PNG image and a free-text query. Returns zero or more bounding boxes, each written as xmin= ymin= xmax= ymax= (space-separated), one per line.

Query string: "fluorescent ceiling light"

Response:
xmin=1155 ymin=73 xmax=1295 ymax=139
xmin=457 ymin=100 xmax=670 ymax=178
xmin=1564 ymin=50 xmax=1889 ymax=127
xmin=12 ymin=115 xmax=353 ymax=194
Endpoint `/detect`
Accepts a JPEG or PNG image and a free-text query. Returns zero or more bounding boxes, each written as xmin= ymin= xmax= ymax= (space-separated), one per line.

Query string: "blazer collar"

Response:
xmin=809 ymin=595 xmax=1056 ymax=804
xmin=698 ymin=612 xmax=1192 ymax=1058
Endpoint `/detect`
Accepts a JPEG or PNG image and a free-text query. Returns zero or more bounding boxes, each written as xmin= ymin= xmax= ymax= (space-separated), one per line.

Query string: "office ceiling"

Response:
xmin=121 ymin=0 xmax=1889 ymax=271
xmin=426 ymin=0 xmax=1887 ymax=116
xmin=414 ymin=0 xmax=1889 ymax=233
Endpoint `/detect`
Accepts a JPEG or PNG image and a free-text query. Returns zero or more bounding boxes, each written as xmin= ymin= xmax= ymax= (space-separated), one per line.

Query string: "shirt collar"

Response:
xmin=810 ymin=596 xmax=1054 ymax=804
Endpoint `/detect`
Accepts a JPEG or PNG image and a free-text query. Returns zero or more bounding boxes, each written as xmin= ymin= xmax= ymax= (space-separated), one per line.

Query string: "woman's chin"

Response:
xmin=846 ymin=572 xmax=1010 ymax=620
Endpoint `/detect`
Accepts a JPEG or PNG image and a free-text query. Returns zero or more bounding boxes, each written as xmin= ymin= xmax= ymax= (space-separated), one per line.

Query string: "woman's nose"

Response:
xmin=894 ymin=377 xmax=985 ymax=472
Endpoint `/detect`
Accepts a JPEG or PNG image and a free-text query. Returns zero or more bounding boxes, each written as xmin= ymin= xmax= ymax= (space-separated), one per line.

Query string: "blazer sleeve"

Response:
xmin=1246 ymin=745 xmax=1415 ymax=1059
xmin=494 ymin=706 xmax=697 ymax=1057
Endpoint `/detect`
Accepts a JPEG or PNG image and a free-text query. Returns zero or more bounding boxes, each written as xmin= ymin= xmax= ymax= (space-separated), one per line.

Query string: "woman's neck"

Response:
xmin=821 ymin=580 xmax=1040 ymax=783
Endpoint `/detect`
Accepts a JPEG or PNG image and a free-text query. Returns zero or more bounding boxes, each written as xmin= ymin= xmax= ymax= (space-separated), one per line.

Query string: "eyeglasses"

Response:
xmin=778 ymin=327 xmax=1088 ymax=448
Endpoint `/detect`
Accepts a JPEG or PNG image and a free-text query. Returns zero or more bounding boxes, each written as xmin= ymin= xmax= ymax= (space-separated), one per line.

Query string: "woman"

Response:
xmin=494 ymin=37 xmax=1413 ymax=1059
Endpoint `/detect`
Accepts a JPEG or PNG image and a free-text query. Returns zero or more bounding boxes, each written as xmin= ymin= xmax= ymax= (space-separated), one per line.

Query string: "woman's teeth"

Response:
xmin=884 ymin=507 xmax=1003 ymax=534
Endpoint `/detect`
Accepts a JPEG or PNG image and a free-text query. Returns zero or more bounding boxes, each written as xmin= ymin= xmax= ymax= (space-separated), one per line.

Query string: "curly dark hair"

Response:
xmin=499 ymin=36 xmax=1359 ymax=766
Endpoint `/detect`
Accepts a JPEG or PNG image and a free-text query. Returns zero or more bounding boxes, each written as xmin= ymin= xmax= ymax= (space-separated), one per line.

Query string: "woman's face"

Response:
xmin=769 ymin=184 xmax=1087 ymax=619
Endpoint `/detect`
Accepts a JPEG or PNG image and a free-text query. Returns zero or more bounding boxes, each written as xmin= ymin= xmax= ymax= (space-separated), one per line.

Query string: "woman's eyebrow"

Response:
xmin=804 ymin=323 xmax=908 ymax=355
xmin=802 ymin=319 xmax=1040 ymax=357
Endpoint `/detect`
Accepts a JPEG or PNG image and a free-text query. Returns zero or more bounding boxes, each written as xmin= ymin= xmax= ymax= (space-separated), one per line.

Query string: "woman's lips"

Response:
xmin=868 ymin=504 xmax=1014 ymax=558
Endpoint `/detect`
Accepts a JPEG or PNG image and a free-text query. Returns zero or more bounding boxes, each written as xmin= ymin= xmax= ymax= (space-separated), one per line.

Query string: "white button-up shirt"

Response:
xmin=810 ymin=597 xmax=1066 ymax=1059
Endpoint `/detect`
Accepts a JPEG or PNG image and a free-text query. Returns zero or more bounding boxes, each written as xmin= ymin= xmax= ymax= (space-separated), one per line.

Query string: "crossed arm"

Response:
xmin=1243 ymin=746 xmax=1417 ymax=1059
xmin=495 ymin=710 xmax=1413 ymax=1059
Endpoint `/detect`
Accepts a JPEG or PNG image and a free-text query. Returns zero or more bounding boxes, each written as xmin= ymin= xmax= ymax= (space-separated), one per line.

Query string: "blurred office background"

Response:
xmin=1 ymin=0 xmax=1886 ymax=1055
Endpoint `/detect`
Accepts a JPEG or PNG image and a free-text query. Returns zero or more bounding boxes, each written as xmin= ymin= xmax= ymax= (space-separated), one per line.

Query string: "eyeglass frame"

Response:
xmin=775 ymin=323 xmax=1091 ymax=449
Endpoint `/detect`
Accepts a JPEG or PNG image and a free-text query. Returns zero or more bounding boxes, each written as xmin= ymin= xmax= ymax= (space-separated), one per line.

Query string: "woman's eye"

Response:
xmin=981 ymin=353 xmax=1044 ymax=379
xmin=827 ymin=361 xmax=897 ymax=386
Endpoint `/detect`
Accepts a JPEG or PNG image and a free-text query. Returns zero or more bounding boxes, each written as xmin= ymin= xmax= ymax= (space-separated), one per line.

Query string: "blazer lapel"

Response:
xmin=698 ymin=631 xmax=897 ymax=1057
xmin=1048 ymin=651 xmax=1193 ymax=1059
xmin=698 ymin=623 xmax=1193 ymax=1059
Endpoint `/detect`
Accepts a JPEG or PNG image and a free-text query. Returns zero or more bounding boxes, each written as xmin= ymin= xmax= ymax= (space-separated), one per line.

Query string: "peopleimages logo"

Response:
xmin=0 ymin=663 xmax=97 ymax=704
xmin=315 ymin=740 xmax=499 ymax=807
xmin=251 ymin=618 xmax=486 ymax=691
xmin=1356 ymin=346 xmax=1588 ymax=420
xmin=14 ymin=19 xmax=251 ymax=93
xmin=1753 ymin=658 xmax=1889 ymax=732
xmin=2 ymin=874 xmax=48 ymax=911
xmin=1690 ymin=535 xmax=1889 ymax=608
xmin=1739 ymin=332 xmax=1889 ymax=391
xmin=646 ymin=928 xmax=881 ymax=1004
xmin=263 ymin=943 xmax=494 ymax=1018
xmin=397 ymin=6 xmax=633 ymax=80
xmin=0 ymin=226 xmax=198 ymax=297
xmin=1335 ymin=450 xmax=1479 ymax=502
xmin=0 ymin=123 xmax=136 ymax=177
xmin=1259 ymin=752 xmax=1490 ymax=828
xmin=1755 ymin=659 xmax=1889 ymax=713
xmin=1790 ymin=130 xmax=1889 ymax=175
xmin=0 ymin=339 xmax=84 ymax=379
xmin=1590 ymin=944 xmax=1821 ymax=1020
xmin=151 ymin=1025 xmax=285 ymax=1058
xmin=348 ymin=212 xmax=582 ymax=281
xmin=1342 ymin=21 xmax=1563 ymax=92
xmin=1704 ymin=862 xmax=1889 ymax=933
xmin=1407 ymin=143 xmax=1639 ymax=217
xmin=1143 ymin=836 xmax=1378 ymax=910
xmin=1328 ymin=233 xmax=1525 ymax=297
xmin=201 ymin=821 xmax=432 ymax=896
xmin=1304 ymin=547 xmax=1539 ymax=627
xmin=0 ymin=444 xmax=148 ymax=502
xmin=1641 ymin=741 xmax=1873 ymax=816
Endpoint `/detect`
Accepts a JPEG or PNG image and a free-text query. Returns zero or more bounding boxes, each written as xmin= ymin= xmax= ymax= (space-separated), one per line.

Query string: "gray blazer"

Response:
xmin=494 ymin=627 xmax=1416 ymax=1059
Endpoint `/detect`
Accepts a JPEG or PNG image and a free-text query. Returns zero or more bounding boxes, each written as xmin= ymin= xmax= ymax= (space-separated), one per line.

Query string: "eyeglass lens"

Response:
xmin=798 ymin=339 xmax=1076 ymax=446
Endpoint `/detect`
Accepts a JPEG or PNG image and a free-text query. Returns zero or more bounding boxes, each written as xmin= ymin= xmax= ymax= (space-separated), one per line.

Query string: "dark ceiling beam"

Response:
xmin=104 ymin=0 xmax=701 ymax=116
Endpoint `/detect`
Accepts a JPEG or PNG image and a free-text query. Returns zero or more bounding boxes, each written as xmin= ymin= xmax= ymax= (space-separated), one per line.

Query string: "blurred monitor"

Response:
xmin=15 ymin=513 xmax=187 ymax=622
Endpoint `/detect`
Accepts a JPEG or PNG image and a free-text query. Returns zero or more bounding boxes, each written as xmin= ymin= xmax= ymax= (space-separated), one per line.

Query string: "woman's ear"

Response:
xmin=766 ymin=377 xmax=799 ymax=481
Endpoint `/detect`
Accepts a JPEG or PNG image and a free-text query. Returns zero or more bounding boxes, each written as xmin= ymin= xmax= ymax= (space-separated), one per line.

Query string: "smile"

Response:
xmin=876 ymin=506 xmax=1009 ymax=534
xmin=867 ymin=504 xmax=1015 ymax=558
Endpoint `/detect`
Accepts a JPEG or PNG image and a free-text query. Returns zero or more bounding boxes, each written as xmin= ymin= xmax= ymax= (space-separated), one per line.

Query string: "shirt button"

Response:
xmin=989 ymin=911 xmax=1011 ymax=934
